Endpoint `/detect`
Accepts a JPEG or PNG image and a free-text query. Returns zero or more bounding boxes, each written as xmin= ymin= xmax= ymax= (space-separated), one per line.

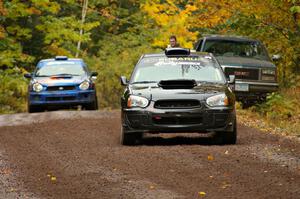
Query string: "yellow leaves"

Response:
xmin=142 ymin=0 xmax=199 ymax=48
xmin=198 ymin=191 xmax=206 ymax=197
xmin=149 ymin=185 xmax=155 ymax=189
xmin=207 ymin=155 xmax=214 ymax=161
xmin=221 ymin=182 xmax=231 ymax=189
xmin=47 ymin=173 xmax=57 ymax=182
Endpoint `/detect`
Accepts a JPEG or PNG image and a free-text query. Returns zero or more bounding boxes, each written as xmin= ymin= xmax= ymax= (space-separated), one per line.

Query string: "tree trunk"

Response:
xmin=76 ymin=0 xmax=88 ymax=58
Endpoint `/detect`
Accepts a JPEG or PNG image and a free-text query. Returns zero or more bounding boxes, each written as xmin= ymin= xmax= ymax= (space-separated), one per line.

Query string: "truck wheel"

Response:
xmin=120 ymin=126 xmax=142 ymax=146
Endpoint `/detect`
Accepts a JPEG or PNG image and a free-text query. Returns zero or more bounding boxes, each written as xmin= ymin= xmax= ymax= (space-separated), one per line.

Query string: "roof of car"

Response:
xmin=39 ymin=58 xmax=83 ymax=63
xmin=201 ymin=34 xmax=259 ymax=42
xmin=143 ymin=51 xmax=212 ymax=58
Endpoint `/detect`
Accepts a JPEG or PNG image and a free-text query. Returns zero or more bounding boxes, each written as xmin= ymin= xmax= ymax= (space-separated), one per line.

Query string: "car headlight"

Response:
xmin=79 ymin=81 xmax=90 ymax=90
xmin=206 ymin=93 xmax=229 ymax=107
xmin=127 ymin=95 xmax=149 ymax=108
xmin=32 ymin=83 xmax=43 ymax=92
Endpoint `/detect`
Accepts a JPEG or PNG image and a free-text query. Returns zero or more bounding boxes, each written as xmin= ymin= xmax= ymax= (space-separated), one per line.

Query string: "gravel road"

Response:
xmin=0 ymin=110 xmax=299 ymax=199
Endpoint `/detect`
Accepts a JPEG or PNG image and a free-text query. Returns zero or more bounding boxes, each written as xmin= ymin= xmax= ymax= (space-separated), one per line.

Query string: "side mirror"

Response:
xmin=272 ymin=54 xmax=281 ymax=61
xmin=91 ymin=71 xmax=98 ymax=76
xmin=228 ymin=75 xmax=235 ymax=84
xmin=120 ymin=76 xmax=128 ymax=86
xmin=24 ymin=73 xmax=32 ymax=78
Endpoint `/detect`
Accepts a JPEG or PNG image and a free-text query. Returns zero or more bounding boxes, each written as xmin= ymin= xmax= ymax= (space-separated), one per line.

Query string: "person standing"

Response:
xmin=168 ymin=35 xmax=180 ymax=48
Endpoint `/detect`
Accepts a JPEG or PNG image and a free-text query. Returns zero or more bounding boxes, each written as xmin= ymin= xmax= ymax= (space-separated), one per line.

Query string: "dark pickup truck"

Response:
xmin=194 ymin=35 xmax=279 ymax=107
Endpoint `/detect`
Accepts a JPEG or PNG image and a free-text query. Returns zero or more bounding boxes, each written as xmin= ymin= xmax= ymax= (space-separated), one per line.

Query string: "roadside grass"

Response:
xmin=237 ymin=87 xmax=300 ymax=137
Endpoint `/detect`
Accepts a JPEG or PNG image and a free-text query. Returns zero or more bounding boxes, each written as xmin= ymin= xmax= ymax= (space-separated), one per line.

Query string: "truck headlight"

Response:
xmin=206 ymin=94 xmax=229 ymax=107
xmin=79 ymin=81 xmax=90 ymax=90
xmin=262 ymin=69 xmax=276 ymax=75
xmin=32 ymin=83 xmax=43 ymax=92
xmin=127 ymin=95 xmax=149 ymax=108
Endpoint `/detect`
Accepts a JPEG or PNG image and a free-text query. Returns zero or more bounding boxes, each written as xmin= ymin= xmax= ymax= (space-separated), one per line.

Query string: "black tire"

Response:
xmin=28 ymin=105 xmax=43 ymax=113
xmin=120 ymin=126 xmax=142 ymax=146
xmin=85 ymin=98 xmax=98 ymax=110
xmin=215 ymin=118 xmax=237 ymax=145
xmin=218 ymin=120 xmax=237 ymax=145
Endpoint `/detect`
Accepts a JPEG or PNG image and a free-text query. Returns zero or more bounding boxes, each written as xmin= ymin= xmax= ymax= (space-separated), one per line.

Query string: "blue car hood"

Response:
xmin=34 ymin=76 xmax=86 ymax=86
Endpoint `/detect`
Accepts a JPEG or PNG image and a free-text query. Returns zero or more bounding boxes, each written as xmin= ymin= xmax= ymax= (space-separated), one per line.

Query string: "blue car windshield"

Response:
xmin=131 ymin=56 xmax=226 ymax=84
xmin=35 ymin=62 xmax=86 ymax=77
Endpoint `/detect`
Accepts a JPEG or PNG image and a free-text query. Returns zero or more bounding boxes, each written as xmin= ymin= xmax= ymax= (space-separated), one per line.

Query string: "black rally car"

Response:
xmin=120 ymin=48 xmax=237 ymax=145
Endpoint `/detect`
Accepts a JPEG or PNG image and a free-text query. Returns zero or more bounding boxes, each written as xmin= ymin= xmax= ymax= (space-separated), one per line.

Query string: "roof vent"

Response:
xmin=165 ymin=48 xmax=190 ymax=56
xmin=55 ymin=56 xmax=68 ymax=60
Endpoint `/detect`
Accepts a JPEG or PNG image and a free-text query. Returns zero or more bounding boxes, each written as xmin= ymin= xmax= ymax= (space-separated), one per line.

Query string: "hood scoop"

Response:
xmin=50 ymin=75 xmax=73 ymax=80
xmin=158 ymin=79 xmax=197 ymax=89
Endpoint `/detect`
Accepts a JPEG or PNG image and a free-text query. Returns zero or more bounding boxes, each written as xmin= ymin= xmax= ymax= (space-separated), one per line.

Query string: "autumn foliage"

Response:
xmin=0 ymin=0 xmax=299 ymax=114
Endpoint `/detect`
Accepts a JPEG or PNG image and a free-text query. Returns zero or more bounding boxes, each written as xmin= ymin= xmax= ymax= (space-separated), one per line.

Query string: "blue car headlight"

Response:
xmin=32 ymin=83 xmax=43 ymax=92
xmin=79 ymin=81 xmax=90 ymax=90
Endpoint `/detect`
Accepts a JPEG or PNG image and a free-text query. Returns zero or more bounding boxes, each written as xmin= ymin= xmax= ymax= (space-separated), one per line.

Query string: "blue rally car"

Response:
xmin=24 ymin=56 xmax=98 ymax=112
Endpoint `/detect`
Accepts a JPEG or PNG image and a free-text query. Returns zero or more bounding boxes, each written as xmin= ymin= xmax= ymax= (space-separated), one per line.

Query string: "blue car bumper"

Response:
xmin=29 ymin=90 xmax=96 ymax=106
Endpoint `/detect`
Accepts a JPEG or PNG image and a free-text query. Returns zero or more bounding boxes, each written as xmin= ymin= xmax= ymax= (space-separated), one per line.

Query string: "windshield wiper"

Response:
xmin=35 ymin=75 xmax=50 ymax=77
xmin=131 ymin=81 xmax=157 ymax=84
xmin=51 ymin=73 xmax=74 ymax=76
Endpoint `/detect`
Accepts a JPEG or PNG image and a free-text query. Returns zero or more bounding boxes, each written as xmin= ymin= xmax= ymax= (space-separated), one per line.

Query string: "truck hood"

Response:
xmin=129 ymin=83 xmax=227 ymax=101
xmin=216 ymin=56 xmax=275 ymax=68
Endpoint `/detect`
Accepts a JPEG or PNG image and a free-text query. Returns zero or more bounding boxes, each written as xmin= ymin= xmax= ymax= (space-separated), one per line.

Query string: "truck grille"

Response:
xmin=154 ymin=100 xmax=201 ymax=109
xmin=224 ymin=67 xmax=259 ymax=80
xmin=47 ymin=86 xmax=76 ymax=91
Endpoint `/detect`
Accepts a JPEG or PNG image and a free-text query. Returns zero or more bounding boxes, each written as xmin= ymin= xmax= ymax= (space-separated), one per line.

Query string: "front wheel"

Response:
xmin=217 ymin=120 xmax=237 ymax=145
xmin=28 ymin=105 xmax=44 ymax=113
xmin=120 ymin=126 xmax=142 ymax=146
xmin=85 ymin=98 xmax=98 ymax=110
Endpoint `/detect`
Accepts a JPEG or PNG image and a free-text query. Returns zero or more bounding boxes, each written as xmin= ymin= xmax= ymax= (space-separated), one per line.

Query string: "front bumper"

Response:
xmin=234 ymin=80 xmax=278 ymax=100
xmin=28 ymin=90 xmax=96 ymax=106
xmin=122 ymin=105 xmax=235 ymax=134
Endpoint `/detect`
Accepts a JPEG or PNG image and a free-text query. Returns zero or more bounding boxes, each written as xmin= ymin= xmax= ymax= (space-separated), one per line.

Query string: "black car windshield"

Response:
xmin=35 ymin=62 xmax=86 ymax=77
xmin=131 ymin=56 xmax=226 ymax=84
xmin=203 ymin=40 xmax=269 ymax=60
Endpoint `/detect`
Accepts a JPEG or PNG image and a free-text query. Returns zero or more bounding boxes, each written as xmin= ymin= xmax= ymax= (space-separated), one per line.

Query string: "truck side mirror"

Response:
xmin=272 ymin=54 xmax=281 ymax=61
xmin=120 ymin=76 xmax=128 ymax=86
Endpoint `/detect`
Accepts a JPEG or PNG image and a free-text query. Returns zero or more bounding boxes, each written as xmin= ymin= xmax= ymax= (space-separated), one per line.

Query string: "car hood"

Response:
xmin=33 ymin=76 xmax=86 ymax=86
xmin=129 ymin=83 xmax=228 ymax=101
xmin=216 ymin=56 xmax=275 ymax=68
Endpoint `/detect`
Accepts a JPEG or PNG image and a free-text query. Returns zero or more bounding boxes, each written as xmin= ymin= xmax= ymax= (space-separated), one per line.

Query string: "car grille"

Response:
xmin=47 ymin=86 xmax=76 ymax=91
xmin=154 ymin=100 xmax=201 ymax=109
xmin=46 ymin=96 xmax=76 ymax=101
xmin=224 ymin=67 xmax=259 ymax=80
xmin=152 ymin=115 xmax=202 ymax=125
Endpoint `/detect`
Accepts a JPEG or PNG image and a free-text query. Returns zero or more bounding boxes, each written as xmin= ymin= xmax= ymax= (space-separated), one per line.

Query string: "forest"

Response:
xmin=0 ymin=0 xmax=299 ymax=134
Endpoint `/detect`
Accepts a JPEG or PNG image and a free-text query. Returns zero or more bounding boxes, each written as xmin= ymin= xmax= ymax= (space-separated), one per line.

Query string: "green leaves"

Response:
xmin=290 ymin=6 xmax=300 ymax=14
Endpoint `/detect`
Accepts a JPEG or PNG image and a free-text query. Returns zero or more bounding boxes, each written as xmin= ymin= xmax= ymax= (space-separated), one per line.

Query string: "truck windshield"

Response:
xmin=203 ymin=40 xmax=269 ymax=60
xmin=131 ymin=57 xmax=226 ymax=84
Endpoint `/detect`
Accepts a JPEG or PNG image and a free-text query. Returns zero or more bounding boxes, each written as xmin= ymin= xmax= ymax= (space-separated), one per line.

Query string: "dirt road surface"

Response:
xmin=0 ymin=110 xmax=299 ymax=199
